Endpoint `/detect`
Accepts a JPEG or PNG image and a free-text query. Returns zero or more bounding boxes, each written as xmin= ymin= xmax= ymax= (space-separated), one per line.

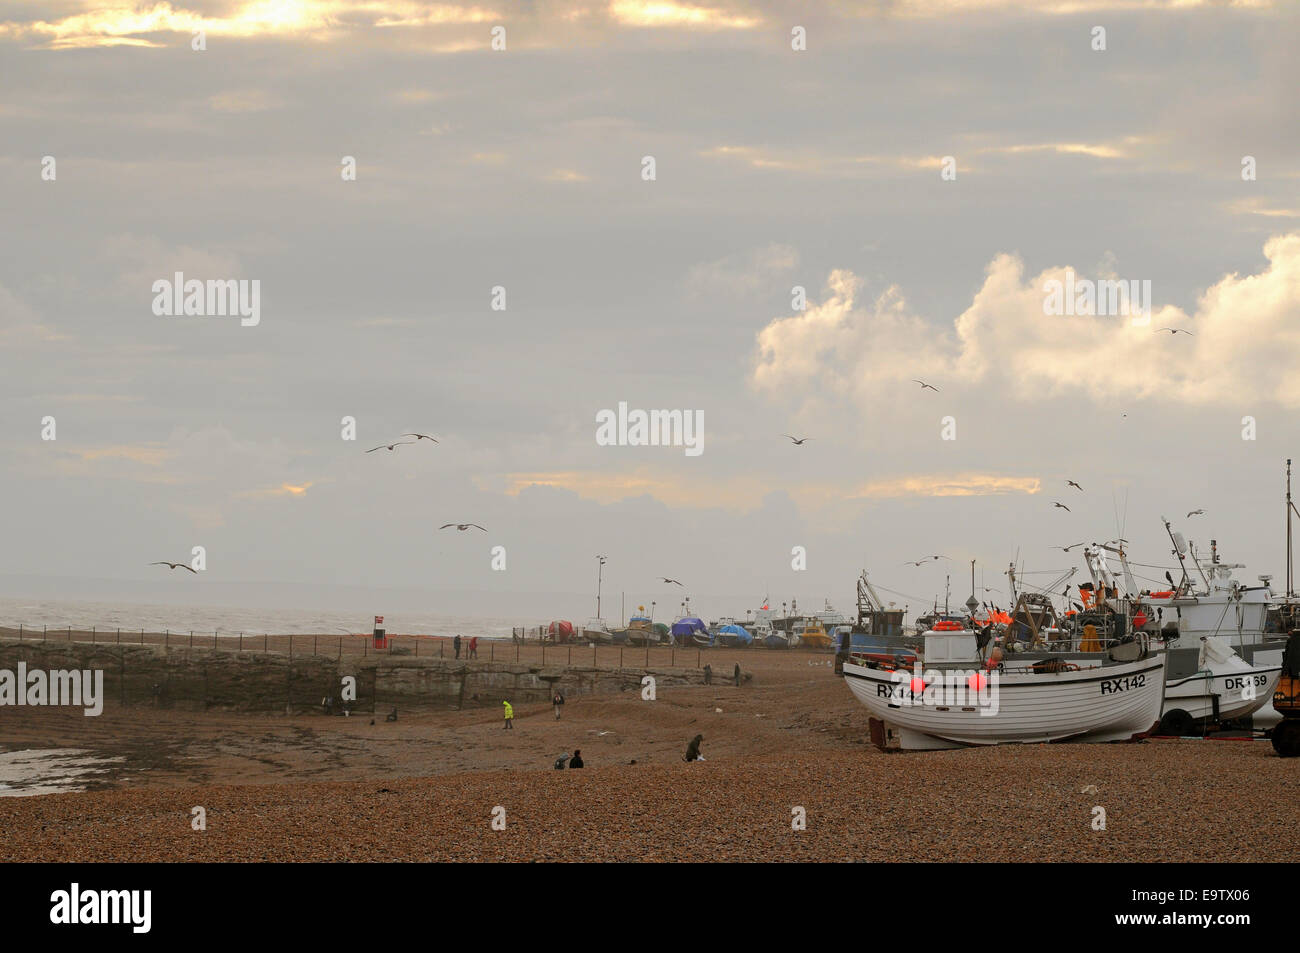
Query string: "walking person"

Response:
xmin=552 ymin=689 xmax=565 ymax=720
xmin=453 ymin=634 xmax=462 ymax=659
xmin=502 ymin=699 xmax=514 ymax=729
xmin=469 ymin=636 xmax=478 ymax=659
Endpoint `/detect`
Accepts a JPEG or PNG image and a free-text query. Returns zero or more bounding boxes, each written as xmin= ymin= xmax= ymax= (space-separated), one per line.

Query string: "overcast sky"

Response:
xmin=1 ymin=0 xmax=1298 ymax=623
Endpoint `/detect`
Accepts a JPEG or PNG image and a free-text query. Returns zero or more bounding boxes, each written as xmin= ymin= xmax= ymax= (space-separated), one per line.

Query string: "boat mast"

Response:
xmin=1289 ymin=458 xmax=1294 ymax=599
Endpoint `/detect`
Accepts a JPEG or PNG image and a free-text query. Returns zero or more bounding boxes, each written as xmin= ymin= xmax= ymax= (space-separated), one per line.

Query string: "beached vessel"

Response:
xmin=715 ymin=620 xmax=754 ymax=647
xmin=792 ymin=618 xmax=833 ymax=650
xmin=1161 ymin=635 xmax=1282 ymax=732
xmin=843 ymin=628 xmax=1165 ymax=751
xmin=580 ymin=618 xmax=614 ymax=644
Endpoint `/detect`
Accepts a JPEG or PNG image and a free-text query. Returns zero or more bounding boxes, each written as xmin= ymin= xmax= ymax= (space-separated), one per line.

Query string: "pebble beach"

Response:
xmin=1 ymin=650 xmax=1295 ymax=862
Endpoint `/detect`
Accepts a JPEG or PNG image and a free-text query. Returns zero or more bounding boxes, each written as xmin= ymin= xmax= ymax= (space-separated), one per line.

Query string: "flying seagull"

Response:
xmin=401 ymin=433 xmax=439 ymax=442
xmin=1066 ymin=480 xmax=1083 ymax=491
xmin=440 ymin=523 xmax=486 ymax=531
xmin=150 ymin=561 xmax=197 ymax=573
xmin=1053 ymin=542 xmax=1087 ymax=552
xmin=1187 ymin=509 xmax=1205 ymax=518
xmin=781 ymin=435 xmax=812 ymax=445
xmin=904 ymin=555 xmax=947 ymax=566
xmin=911 ymin=379 xmax=939 ymax=392
xmin=1052 ymin=502 xmax=1071 ymax=512
xmin=366 ymin=441 xmax=414 ymax=453
xmin=660 ymin=577 xmax=684 ymax=586
xmin=1155 ymin=328 xmax=1194 ymax=336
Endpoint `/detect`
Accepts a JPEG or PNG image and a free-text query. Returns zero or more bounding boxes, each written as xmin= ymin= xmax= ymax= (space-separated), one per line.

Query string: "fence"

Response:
xmin=0 ymin=624 xmax=731 ymax=672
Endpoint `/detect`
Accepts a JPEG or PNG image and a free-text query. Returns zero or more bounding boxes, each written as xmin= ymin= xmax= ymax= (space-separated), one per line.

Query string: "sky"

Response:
xmin=1 ymin=0 xmax=1298 ymax=626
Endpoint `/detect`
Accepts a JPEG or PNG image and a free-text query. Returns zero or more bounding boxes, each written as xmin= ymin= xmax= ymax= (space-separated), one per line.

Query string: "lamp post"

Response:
xmin=596 ymin=555 xmax=607 ymax=619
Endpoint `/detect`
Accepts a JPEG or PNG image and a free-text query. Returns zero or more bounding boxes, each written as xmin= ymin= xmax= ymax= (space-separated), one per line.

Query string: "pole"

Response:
xmin=1288 ymin=459 xmax=1294 ymax=598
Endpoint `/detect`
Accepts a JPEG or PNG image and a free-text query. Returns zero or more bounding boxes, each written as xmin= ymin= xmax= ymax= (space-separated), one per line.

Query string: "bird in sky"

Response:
xmin=440 ymin=523 xmax=486 ymax=531
xmin=1053 ymin=542 xmax=1087 ymax=552
xmin=1066 ymin=480 xmax=1083 ymax=491
xmin=366 ymin=441 xmax=414 ymax=453
xmin=781 ymin=435 xmax=812 ymax=445
xmin=1052 ymin=502 xmax=1071 ymax=512
xmin=911 ymin=379 xmax=939 ymax=392
xmin=1155 ymin=327 xmax=1194 ymax=336
xmin=150 ymin=561 xmax=196 ymax=573
xmin=660 ymin=577 xmax=684 ymax=586
xmin=1187 ymin=508 xmax=1205 ymax=518
xmin=903 ymin=555 xmax=947 ymax=566
xmin=401 ymin=433 xmax=438 ymax=442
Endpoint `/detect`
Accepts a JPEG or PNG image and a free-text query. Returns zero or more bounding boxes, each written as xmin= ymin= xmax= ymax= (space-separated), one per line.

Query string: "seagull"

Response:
xmin=440 ymin=523 xmax=486 ymax=531
xmin=401 ymin=433 xmax=439 ymax=442
xmin=903 ymin=555 xmax=947 ymax=566
xmin=1053 ymin=542 xmax=1087 ymax=552
xmin=366 ymin=441 xmax=414 ymax=453
xmin=1052 ymin=502 xmax=1071 ymax=512
xmin=1066 ymin=480 xmax=1083 ymax=491
xmin=911 ymin=379 xmax=939 ymax=392
xmin=1187 ymin=509 xmax=1205 ymax=518
xmin=150 ymin=561 xmax=197 ymax=573
xmin=660 ymin=577 xmax=684 ymax=586
xmin=1155 ymin=328 xmax=1194 ymax=336
xmin=781 ymin=435 xmax=812 ymax=445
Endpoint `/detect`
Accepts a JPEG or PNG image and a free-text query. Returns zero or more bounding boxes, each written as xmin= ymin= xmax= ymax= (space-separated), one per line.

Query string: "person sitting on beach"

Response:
xmin=569 ymin=749 xmax=584 ymax=769
xmin=683 ymin=734 xmax=703 ymax=762
xmin=554 ymin=752 xmax=570 ymax=770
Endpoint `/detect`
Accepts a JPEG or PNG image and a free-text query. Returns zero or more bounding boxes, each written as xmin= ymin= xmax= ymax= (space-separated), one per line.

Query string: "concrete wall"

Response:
xmin=0 ymin=638 xmax=710 ymax=714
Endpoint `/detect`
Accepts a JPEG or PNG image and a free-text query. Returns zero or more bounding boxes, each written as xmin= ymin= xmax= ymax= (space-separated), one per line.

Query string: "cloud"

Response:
xmin=608 ymin=1 xmax=761 ymax=29
xmin=752 ymin=233 xmax=1300 ymax=409
xmin=687 ymin=244 xmax=798 ymax=299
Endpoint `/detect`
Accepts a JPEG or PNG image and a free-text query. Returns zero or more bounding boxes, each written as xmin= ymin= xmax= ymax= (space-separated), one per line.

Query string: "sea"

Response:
xmin=0 ymin=596 xmax=534 ymax=641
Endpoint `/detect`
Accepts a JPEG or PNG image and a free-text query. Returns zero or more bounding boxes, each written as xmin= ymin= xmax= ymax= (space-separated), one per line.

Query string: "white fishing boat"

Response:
xmin=1160 ymin=635 xmax=1282 ymax=733
xmin=580 ymin=618 xmax=614 ymax=644
xmin=843 ymin=628 xmax=1165 ymax=751
xmin=1079 ymin=524 xmax=1285 ymax=729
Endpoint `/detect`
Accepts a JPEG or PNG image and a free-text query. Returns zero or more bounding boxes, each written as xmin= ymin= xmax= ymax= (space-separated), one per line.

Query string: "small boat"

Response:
xmin=843 ymin=627 xmax=1166 ymax=751
xmin=617 ymin=614 xmax=658 ymax=646
xmin=580 ymin=618 xmax=614 ymax=644
xmin=672 ymin=616 xmax=710 ymax=646
xmin=715 ymin=621 xmax=754 ymax=647
xmin=547 ymin=620 xmax=574 ymax=644
xmin=792 ymin=618 xmax=833 ymax=650
xmin=753 ymin=620 xmax=788 ymax=648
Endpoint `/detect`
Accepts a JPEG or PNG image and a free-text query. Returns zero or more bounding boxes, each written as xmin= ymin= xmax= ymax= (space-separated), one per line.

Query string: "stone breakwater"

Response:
xmin=0 ymin=638 xmax=713 ymax=714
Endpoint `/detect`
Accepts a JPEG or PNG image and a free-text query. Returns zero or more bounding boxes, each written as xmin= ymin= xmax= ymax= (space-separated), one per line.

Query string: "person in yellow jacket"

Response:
xmin=502 ymin=700 xmax=514 ymax=729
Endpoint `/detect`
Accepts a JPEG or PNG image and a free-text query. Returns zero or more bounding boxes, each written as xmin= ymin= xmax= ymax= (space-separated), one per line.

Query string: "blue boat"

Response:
xmin=671 ymin=616 xmax=710 ymax=646
xmin=715 ymin=622 xmax=753 ymax=648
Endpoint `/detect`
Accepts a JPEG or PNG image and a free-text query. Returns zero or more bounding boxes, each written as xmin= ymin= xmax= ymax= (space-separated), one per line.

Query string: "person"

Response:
xmin=502 ymin=699 xmax=514 ymax=729
xmin=554 ymin=752 xmax=570 ymax=770
xmin=552 ymin=690 xmax=565 ymax=720
xmin=703 ymin=663 xmax=712 ymax=685
xmin=569 ymin=749 xmax=584 ymax=769
xmin=453 ymin=634 xmax=462 ymax=659
xmin=469 ymin=636 xmax=478 ymax=659
xmin=683 ymin=734 xmax=703 ymax=762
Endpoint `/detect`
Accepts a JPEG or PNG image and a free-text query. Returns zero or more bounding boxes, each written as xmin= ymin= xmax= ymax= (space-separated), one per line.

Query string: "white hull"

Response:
xmin=844 ymin=655 xmax=1165 ymax=751
xmin=1163 ymin=640 xmax=1282 ymax=725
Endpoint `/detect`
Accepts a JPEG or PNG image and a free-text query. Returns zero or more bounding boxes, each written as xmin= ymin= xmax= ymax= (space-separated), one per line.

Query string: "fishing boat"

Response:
xmin=614 ymin=611 xmax=658 ymax=646
xmin=754 ymin=620 xmax=789 ymax=648
xmin=1075 ymin=527 xmax=1284 ymax=732
xmin=1161 ymin=635 xmax=1282 ymax=733
xmin=842 ymin=626 xmax=1166 ymax=751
